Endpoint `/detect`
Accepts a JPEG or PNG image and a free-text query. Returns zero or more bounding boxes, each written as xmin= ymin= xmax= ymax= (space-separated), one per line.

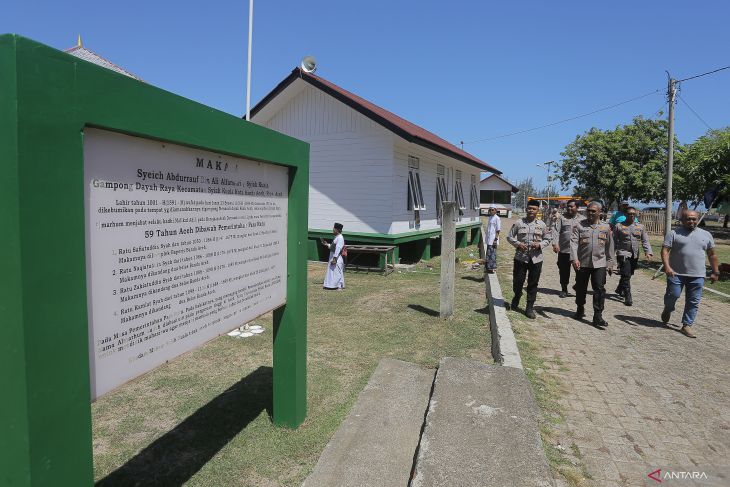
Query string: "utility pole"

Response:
xmin=537 ymin=160 xmax=555 ymax=214
xmin=246 ymin=0 xmax=254 ymax=121
xmin=665 ymin=74 xmax=677 ymax=236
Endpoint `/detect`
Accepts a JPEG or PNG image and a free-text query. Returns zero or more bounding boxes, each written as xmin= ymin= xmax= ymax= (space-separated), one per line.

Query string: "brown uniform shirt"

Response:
xmin=613 ymin=221 xmax=652 ymax=259
xmin=570 ymin=220 xmax=615 ymax=268
xmin=507 ymin=218 xmax=552 ymax=264
xmin=552 ymin=213 xmax=586 ymax=253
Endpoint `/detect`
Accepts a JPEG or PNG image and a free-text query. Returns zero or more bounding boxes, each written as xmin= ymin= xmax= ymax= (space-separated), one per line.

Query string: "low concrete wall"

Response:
xmin=485 ymin=272 xmax=523 ymax=369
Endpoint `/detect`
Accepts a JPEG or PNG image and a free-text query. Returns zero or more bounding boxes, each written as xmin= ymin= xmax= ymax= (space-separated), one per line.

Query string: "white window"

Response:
xmin=436 ymin=164 xmax=448 ymax=223
xmin=470 ymin=174 xmax=479 ymax=210
xmin=407 ymin=156 xmax=426 ymax=211
xmin=454 ymin=170 xmax=466 ymax=211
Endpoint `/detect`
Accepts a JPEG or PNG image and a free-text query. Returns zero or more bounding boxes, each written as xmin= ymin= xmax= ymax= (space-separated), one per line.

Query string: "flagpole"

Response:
xmin=246 ymin=0 xmax=254 ymax=120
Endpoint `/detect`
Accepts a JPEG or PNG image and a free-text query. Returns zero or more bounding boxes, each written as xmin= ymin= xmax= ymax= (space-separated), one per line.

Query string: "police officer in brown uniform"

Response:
xmin=613 ymin=206 xmax=653 ymax=306
xmin=571 ymin=201 xmax=615 ymax=327
xmin=551 ymin=199 xmax=586 ymax=298
xmin=506 ymin=200 xmax=552 ymax=319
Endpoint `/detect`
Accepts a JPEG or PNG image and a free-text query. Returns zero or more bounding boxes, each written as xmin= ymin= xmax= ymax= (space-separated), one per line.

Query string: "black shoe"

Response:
xmin=510 ymin=296 xmax=520 ymax=311
xmin=574 ymin=305 xmax=585 ymax=319
xmin=624 ymin=291 xmax=633 ymax=306
xmin=559 ymin=290 xmax=567 ymax=298
xmin=661 ymin=308 xmax=671 ymax=325
xmin=592 ymin=315 xmax=608 ymax=328
xmin=615 ymin=286 xmax=624 ymax=296
xmin=525 ymin=306 xmax=536 ymax=319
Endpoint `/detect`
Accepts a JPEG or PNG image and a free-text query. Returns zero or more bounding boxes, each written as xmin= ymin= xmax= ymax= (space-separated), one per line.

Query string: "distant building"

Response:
xmin=479 ymin=174 xmax=519 ymax=217
xmin=250 ymin=67 xmax=502 ymax=262
xmin=64 ymin=37 xmax=141 ymax=80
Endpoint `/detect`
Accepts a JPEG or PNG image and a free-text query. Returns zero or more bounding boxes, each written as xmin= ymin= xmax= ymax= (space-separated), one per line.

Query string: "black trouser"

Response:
xmin=557 ymin=252 xmax=573 ymax=291
xmin=616 ymin=255 xmax=638 ymax=293
xmin=575 ymin=267 xmax=607 ymax=315
xmin=513 ymin=259 xmax=543 ymax=306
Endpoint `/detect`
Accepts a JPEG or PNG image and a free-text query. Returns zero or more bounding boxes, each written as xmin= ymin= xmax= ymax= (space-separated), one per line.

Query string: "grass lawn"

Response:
xmin=92 ymin=244 xmax=490 ymax=486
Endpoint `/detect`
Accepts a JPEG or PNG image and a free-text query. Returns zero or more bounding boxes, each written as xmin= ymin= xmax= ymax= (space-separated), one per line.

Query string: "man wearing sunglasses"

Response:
xmin=571 ymin=201 xmax=615 ymax=328
xmin=613 ymin=207 xmax=653 ymax=306
xmin=661 ymin=211 xmax=719 ymax=338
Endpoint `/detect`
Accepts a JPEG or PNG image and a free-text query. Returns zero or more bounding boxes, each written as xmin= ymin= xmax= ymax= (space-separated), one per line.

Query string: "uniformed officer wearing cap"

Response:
xmin=570 ymin=201 xmax=615 ymax=328
xmin=613 ymin=206 xmax=653 ymax=306
xmin=506 ymin=200 xmax=552 ymax=319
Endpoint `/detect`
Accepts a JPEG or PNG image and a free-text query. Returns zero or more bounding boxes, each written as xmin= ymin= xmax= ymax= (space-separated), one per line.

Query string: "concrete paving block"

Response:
xmin=412 ymin=357 xmax=553 ymax=487
xmin=302 ymin=358 xmax=435 ymax=487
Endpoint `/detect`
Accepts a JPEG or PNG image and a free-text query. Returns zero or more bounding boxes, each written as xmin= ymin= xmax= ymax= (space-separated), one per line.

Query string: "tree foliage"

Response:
xmin=675 ymin=127 xmax=730 ymax=205
xmin=514 ymin=177 xmax=536 ymax=209
xmin=557 ymin=116 xmax=672 ymax=208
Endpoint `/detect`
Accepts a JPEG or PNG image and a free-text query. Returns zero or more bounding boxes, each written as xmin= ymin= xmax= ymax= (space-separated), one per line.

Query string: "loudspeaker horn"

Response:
xmin=301 ymin=56 xmax=317 ymax=73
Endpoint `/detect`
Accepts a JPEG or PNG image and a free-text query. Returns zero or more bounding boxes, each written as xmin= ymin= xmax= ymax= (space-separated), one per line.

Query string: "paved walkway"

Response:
xmin=504 ymin=247 xmax=730 ymax=486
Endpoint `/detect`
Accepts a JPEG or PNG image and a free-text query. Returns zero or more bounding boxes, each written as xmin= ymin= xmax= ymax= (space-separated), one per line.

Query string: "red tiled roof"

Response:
xmin=250 ymin=68 xmax=500 ymax=174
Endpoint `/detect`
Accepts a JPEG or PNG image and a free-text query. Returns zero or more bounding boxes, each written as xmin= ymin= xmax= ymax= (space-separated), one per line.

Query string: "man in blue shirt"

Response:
xmin=608 ymin=200 xmax=630 ymax=227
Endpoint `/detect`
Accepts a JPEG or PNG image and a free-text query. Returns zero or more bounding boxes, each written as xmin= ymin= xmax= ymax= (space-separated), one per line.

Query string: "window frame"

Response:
xmin=454 ymin=172 xmax=466 ymax=211
xmin=407 ymin=156 xmax=426 ymax=211
xmin=436 ymin=164 xmax=448 ymax=223
xmin=470 ymin=174 xmax=479 ymax=210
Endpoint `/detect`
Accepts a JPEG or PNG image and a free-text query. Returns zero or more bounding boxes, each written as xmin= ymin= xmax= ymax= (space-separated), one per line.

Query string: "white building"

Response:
xmin=479 ymin=174 xmax=519 ymax=217
xmin=250 ymin=68 xmax=502 ymax=262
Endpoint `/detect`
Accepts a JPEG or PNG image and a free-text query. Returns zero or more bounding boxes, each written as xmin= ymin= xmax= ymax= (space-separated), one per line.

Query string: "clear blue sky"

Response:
xmin=5 ymin=1 xmax=729 ymax=190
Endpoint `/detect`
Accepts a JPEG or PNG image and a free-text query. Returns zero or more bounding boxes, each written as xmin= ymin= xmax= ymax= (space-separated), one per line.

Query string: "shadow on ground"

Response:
xmin=474 ymin=306 xmax=489 ymax=315
xmin=614 ymin=314 xmax=674 ymax=330
xmin=536 ymin=306 xmax=577 ymax=319
xmin=407 ymin=304 xmax=439 ymax=317
xmin=96 ymin=366 xmax=273 ymax=487
xmin=461 ymin=275 xmax=484 ymax=283
xmin=536 ymin=287 xmax=565 ymax=297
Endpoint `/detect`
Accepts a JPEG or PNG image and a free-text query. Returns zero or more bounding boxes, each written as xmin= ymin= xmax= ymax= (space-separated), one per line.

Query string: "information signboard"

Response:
xmin=84 ymin=128 xmax=288 ymax=399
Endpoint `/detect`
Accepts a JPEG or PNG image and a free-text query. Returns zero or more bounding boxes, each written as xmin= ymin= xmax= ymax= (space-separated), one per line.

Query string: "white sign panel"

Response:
xmin=84 ymin=128 xmax=288 ymax=399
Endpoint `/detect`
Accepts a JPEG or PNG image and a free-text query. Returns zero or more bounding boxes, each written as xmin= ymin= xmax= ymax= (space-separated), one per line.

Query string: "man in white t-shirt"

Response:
xmin=485 ymin=207 xmax=501 ymax=273
xmin=661 ymin=211 xmax=719 ymax=337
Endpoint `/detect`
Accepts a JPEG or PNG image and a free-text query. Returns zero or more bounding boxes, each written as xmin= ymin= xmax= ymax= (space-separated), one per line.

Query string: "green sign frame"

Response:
xmin=1 ymin=35 xmax=309 ymax=486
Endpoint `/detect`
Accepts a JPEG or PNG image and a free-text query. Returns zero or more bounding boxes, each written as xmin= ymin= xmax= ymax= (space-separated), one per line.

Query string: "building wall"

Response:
xmin=260 ymin=85 xmax=395 ymax=233
xmin=391 ymin=139 xmax=481 ymax=234
xmin=480 ymin=176 xmax=514 ymax=191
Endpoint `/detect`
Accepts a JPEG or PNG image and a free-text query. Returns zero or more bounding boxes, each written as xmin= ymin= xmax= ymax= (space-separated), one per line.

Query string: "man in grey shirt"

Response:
xmin=661 ymin=210 xmax=719 ymax=338
xmin=506 ymin=200 xmax=552 ymax=319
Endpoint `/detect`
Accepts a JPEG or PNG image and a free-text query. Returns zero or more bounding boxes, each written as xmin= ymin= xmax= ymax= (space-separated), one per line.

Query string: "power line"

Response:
xmin=463 ymin=89 xmax=661 ymax=145
xmin=677 ymin=94 xmax=713 ymax=130
xmin=677 ymin=65 xmax=730 ymax=83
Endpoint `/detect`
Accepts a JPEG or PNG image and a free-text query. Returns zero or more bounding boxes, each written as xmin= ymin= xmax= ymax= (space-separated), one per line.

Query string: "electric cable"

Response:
xmin=677 ymin=65 xmax=730 ymax=83
xmin=463 ymin=89 xmax=661 ymax=145
xmin=677 ymin=94 xmax=713 ymax=130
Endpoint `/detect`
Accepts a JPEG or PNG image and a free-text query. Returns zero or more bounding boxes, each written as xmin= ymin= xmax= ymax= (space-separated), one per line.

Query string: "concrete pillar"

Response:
xmin=423 ymin=238 xmax=431 ymax=260
xmin=440 ymin=202 xmax=456 ymax=318
xmin=377 ymin=252 xmax=385 ymax=271
xmin=457 ymin=230 xmax=468 ymax=248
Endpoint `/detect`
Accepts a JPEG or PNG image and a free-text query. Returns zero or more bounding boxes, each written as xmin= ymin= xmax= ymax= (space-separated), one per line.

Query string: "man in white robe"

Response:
xmin=485 ymin=207 xmax=501 ymax=273
xmin=322 ymin=222 xmax=345 ymax=290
